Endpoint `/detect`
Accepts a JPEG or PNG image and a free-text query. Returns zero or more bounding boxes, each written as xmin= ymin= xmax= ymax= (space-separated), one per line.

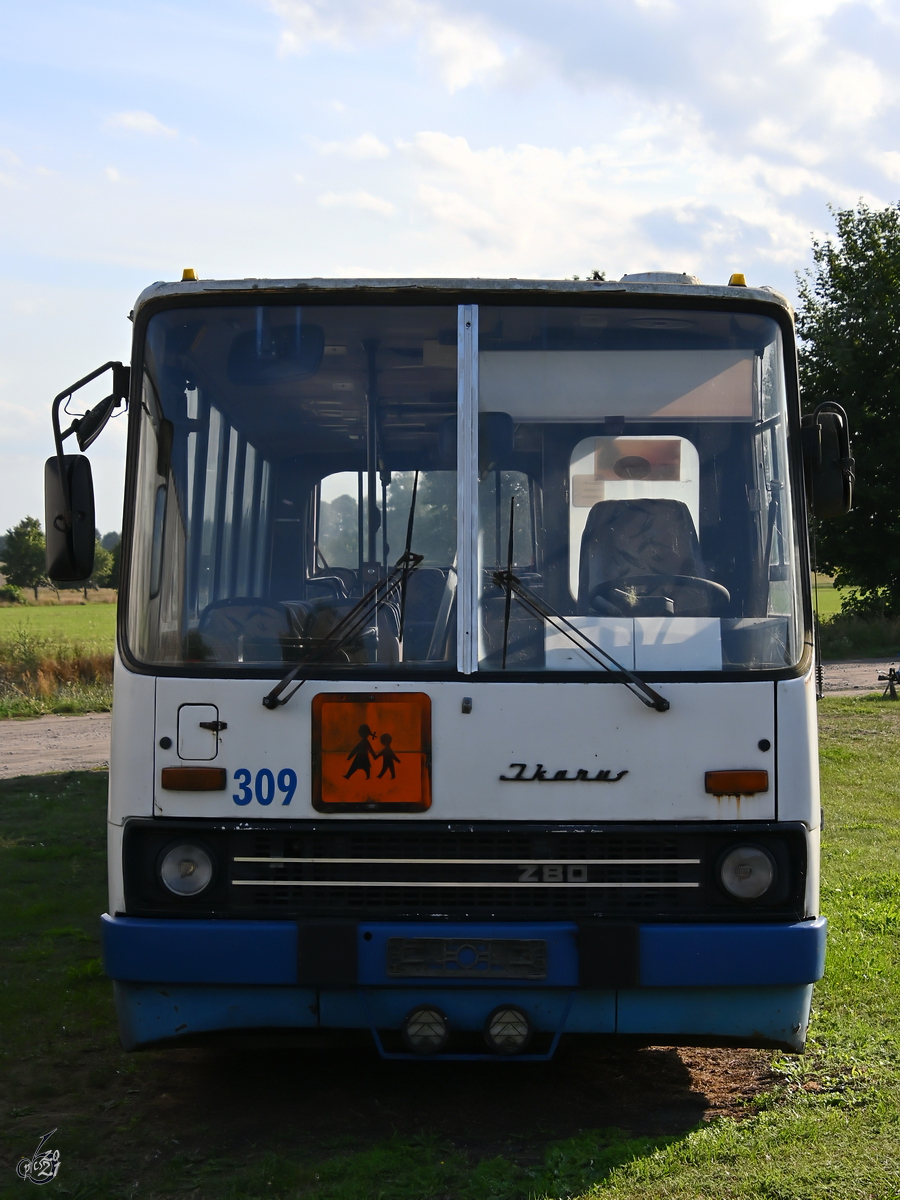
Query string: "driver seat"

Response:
xmin=577 ymin=498 xmax=710 ymax=616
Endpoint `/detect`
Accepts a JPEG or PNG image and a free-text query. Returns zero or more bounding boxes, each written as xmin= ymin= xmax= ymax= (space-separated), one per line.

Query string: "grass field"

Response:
xmin=0 ymin=603 xmax=115 ymax=717
xmin=1 ymin=696 xmax=899 ymax=1198
xmin=811 ymin=574 xmax=845 ymax=620
xmin=0 ymin=601 xmax=116 ymax=652
xmin=1 ymin=584 xmax=899 ymax=723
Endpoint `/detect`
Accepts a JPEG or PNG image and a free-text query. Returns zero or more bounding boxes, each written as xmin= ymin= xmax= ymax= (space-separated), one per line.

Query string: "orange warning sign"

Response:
xmin=311 ymin=693 xmax=432 ymax=812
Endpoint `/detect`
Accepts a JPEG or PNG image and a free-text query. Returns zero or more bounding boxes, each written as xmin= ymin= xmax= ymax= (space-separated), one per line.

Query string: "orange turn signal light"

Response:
xmin=161 ymin=767 xmax=227 ymax=791
xmin=705 ymin=769 xmax=768 ymax=796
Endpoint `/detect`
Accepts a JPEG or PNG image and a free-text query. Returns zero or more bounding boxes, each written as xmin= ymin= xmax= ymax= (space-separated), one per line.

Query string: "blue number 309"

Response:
xmin=232 ymin=768 xmax=297 ymax=806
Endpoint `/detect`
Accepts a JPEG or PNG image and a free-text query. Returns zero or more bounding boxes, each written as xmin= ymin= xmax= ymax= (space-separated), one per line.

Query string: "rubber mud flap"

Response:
xmin=577 ymin=922 xmax=640 ymax=987
xmin=297 ymin=920 xmax=359 ymax=985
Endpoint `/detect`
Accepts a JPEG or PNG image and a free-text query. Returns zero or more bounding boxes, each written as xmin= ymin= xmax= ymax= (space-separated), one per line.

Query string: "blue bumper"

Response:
xmin=103 ymin=915 xmax=825 ymax=1052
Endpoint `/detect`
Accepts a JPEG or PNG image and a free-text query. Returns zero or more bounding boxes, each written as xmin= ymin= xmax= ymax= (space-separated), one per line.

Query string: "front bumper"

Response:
xmin=103 ymin=915 xmax=825 ymax=1052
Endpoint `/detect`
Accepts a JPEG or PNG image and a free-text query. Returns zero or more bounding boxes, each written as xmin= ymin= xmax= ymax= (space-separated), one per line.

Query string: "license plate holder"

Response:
xmin=386 ymin=937 xmax=547 ymax=980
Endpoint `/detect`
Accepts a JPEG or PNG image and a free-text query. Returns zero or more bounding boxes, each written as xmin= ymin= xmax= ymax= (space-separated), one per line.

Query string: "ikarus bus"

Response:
xmin=44 ymin=271 xmax=853 ymax=1058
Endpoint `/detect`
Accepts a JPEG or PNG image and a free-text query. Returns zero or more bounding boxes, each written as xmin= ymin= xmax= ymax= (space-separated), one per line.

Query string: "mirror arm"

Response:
xmin=50 ymin=361 xmax=130 ymax=529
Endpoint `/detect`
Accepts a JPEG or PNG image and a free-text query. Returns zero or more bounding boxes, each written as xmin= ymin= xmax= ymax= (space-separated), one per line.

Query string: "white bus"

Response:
xmin=45 ymin=271 xmax=851 ymax=1058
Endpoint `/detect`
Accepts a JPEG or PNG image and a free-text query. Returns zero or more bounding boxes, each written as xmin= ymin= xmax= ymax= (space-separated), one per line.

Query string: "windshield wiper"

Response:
xmin=397 ymin=470 xmax=419 ymax=645
xmin=493 ymin=567 xmax=670 ymax=713
xmin=262 ymin=549 xmax=423 ymax=710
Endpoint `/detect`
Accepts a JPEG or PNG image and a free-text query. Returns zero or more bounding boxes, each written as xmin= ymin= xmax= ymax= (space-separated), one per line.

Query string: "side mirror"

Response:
xmin=801 ymin=402 xmax=854 ymax=518
xmin=44 ymin=455 xmax=95 ymax=580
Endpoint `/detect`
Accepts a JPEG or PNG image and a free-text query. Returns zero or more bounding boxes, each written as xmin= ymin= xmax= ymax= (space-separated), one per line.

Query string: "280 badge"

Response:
xmin=232 ymin=768 xmax=297 ymax=806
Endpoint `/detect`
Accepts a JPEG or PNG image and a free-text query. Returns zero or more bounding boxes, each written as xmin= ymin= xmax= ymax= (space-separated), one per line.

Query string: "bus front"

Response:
xmin=99 ymin=276 xmax=827 ymax=1055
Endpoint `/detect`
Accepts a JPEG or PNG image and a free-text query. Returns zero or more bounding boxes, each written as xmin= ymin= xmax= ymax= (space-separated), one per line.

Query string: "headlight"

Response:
xmin=402 ymin=1005 xmax=449 ymax=1055
xmin=159 ymin=843 xmax=214 ymax=896
xmin=719 ymin=845 xmax=776 ymax=900
xmin=484 ymin=1005 xmax=532 ymax=1055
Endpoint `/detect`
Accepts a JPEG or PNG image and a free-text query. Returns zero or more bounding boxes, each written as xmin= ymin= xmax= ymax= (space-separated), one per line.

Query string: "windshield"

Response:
xmin=125 ymin=301 xmax=804 ymax=675
xmin=475 ymin=306 xmax=804 ymax=673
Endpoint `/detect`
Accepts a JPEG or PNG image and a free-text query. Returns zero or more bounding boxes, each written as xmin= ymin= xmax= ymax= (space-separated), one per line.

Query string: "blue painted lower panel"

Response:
xmin=113 ymin=980 xmax=812 ymax=1051
xmin=320 ymin=987 xmax=612 ymax=1031
xmin=114 ymin=982 xmax=318 ymax=1051
xmin=105 ymin=913 xmax=825 ymax=1052
xmin=617 ymin=984 xmax=814 ymax=1050
xmin=103 ymin=915 xmax=827 ymax=988
xmin=102 ymin=914 xmax=297 ymax=984
xmin=641 ymin=920 xmax=827 ymax=986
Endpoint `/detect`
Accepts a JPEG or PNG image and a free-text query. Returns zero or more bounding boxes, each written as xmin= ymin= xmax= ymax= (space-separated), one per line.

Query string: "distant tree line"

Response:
xmin=0 ymin=516 xmax=120 ymax=602
xmin=798 ymin=200 xmax=900 ymax=615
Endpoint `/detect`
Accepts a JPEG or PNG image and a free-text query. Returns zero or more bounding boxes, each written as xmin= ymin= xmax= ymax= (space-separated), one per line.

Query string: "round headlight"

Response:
xmin=402 ymin=1005 xmax=449 ymax=1055
xmin=160 ymin=843 xmax=213 ymax=896
xmin=719 ymin=845 xmax=776 ymax=900
xmin=484 ymin=1005 xmax=533 ymax=1055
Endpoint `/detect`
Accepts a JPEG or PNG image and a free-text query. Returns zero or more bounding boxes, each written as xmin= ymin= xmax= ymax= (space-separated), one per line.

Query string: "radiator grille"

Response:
xmin=122 ymin=820 xmax=807 ymax=922
xmin=226 ymin=828 xmax=703 ymax=919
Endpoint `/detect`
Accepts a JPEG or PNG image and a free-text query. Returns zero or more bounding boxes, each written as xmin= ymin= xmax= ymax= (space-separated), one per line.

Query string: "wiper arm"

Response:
xmin=262 ymin=549 xmax=423 ymax=710
xmin=398 ymin=470 xmax=419 ymax=645
xmin=491 ymin=568 xmax=670 ymax=713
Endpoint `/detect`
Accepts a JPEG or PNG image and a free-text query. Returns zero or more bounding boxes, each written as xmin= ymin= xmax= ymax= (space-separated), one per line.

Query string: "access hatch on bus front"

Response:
xmin=311 ymin=692 xmax=432 ymax=812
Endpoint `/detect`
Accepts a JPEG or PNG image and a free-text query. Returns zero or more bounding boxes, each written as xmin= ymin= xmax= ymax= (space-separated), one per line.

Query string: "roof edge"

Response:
xmin=132 ymin=277 xmax=793 ymax=319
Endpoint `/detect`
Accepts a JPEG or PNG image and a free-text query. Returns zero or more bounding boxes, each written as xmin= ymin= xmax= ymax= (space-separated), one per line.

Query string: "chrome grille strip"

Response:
xmin=230 ymin=879 xmax=700 ymax=888
xmin=232 ymin=857 xmax=700 ymax=865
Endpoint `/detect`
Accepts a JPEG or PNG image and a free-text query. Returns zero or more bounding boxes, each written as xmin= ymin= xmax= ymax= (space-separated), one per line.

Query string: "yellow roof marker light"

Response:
xmin=728 ymin=273 xmax=747 ymax=287
xmin=182 ymin=268 xmax=198 ymax=281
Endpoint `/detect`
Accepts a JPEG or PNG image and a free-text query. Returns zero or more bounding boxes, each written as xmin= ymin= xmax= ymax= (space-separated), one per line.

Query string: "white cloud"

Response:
xmin=104 ymin=166 xmax=125 ymax=183
xmin=268 ymin=0 xmax=900 ymax=198
xmin=875 ymin=150 xmax=900 ymax=184
xmin=399 ymin=124 xmax=820 ymax=280
xmin=315 ymin=133 xmax=391 ymax=159
xmin=317 ymin=189 xmax=396 ymax=215
xmin=270 ymin=0 xmax=515 ymax=91
xmin=105 ymin=111 xmax=177 ymax=137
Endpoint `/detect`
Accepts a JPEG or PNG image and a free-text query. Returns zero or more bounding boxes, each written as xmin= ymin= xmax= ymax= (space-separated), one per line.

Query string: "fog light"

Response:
xmin=402 ymin=1005 xmax=449 ymax=1055
xmin=719 ymin=845 xmax=776 ymax=900
xmin=484 ymin=1005 xmax=532 ymax=1055
xmin=159 ymin=843 xmax=213 ymax=896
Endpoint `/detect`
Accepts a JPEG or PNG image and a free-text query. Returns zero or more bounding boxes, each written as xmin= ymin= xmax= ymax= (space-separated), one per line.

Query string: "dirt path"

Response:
xmin=822 ymin=657 xmax=897 ymax=696
xmin=0 ymin=712 xmax=111 ymax=778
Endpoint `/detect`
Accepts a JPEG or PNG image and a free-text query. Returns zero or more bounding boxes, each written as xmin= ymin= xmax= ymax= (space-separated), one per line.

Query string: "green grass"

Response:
xmin=0 ymin=605 xmax=115 ymax=717
xmin=819 ymin=614 xmax=900 ymax=661
xmin=2 ymin=700 xmax=900 ymax=1197
xmin=812 ymin=574 xmax=846 ymax=620
xmin=0 ymin=602 xmax=116 ymax=653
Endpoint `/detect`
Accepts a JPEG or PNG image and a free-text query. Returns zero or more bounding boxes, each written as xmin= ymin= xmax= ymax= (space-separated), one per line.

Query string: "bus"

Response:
xmin=45 ymin=271 xmax=852 ymax=1058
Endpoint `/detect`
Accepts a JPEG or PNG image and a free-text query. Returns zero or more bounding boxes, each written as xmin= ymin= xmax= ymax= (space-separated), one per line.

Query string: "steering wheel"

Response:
xmin=591 ymin=574 xmax=731 ymax=618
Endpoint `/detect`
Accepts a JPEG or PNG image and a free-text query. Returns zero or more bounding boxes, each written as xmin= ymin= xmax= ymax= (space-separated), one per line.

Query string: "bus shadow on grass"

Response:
xmin=0 ymin=771 xmax=768 ymax=1198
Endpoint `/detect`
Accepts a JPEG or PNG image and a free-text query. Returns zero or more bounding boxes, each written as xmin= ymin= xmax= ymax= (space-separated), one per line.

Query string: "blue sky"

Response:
xmin=2 ymin=0 xmax=899 ymax=534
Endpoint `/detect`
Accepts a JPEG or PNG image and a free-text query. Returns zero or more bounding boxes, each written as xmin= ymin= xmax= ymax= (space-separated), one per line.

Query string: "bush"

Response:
xmin=0 ymin=584 xmax=25 ymax=604
xmin=819 ymin=613 xmax=900 ymax=659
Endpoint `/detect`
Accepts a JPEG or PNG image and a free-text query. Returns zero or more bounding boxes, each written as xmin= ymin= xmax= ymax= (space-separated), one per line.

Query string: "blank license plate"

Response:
xmin=386 ymin=937 xmax=547 ymax=979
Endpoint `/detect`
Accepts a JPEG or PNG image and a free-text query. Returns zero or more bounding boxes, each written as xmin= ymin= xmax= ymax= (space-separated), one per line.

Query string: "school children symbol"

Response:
xmin=344 ymin=725 xmax=402 ymax=781
xmin=313 ymin=693 xmax=431 ymax=811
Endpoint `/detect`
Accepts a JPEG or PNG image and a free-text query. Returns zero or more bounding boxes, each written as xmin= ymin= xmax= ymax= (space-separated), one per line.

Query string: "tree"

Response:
xmin=91 ymin=540 xmax=114 ymax=588
xmin=1 ymin=516 xmax=47 ymax=601
xmin=797 ymin=201 xmax=900 ymax=615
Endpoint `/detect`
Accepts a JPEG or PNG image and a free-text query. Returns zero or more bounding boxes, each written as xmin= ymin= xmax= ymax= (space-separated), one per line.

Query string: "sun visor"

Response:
xmin=478 ymin=350 xmax=756 ymax=420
